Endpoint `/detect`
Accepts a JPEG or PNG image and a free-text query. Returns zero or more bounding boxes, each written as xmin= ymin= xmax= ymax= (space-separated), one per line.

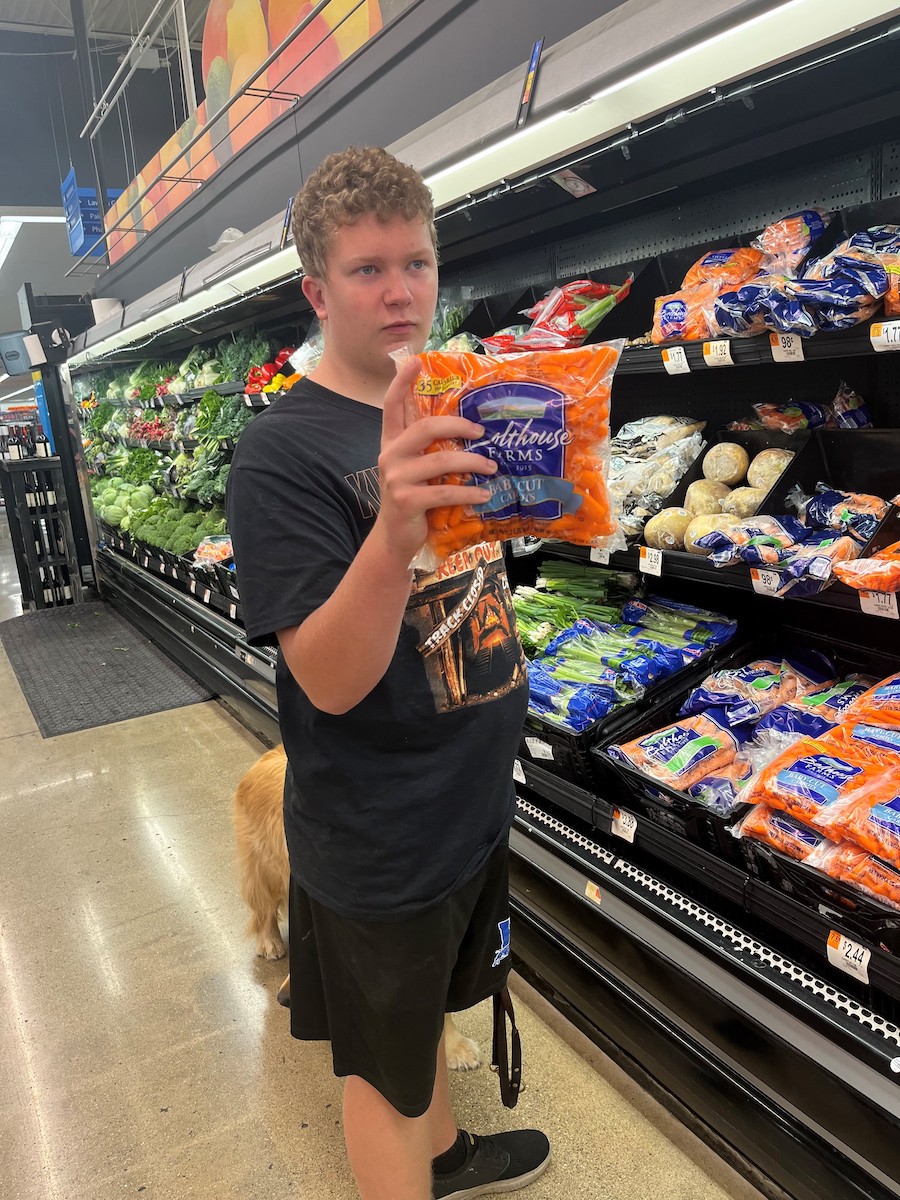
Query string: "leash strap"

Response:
xmin=491 ymin=985 xmax=522 ymax=1108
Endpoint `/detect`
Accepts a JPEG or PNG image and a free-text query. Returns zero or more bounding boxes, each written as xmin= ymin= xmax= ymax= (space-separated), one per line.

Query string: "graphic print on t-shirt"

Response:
xmin=404 ymin=542 xmax=526 ymax=713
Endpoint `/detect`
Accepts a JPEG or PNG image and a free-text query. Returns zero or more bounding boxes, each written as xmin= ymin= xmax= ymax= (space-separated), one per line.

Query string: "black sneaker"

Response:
xmin=432 ymin=1128 xmax=550 ymax=1199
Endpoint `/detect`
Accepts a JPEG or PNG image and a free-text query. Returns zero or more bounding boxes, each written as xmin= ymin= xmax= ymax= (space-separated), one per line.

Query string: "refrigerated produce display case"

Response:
xmin=62 ymin=6 xmax=900 ymax=1197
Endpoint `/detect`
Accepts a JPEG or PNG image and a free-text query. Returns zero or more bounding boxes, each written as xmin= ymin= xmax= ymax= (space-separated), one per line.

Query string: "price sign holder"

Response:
xmin=639 ymin=547 xmax=663 ymax=576
xmin=584 ymin=881 xmax=603 ymax=906
xmin=590 ymin=547 xmax=610 ymax=565
xmin=702 ymin=340 xmax=734 ymax=367
xmin=524 ymin=736 xmax=554 ymax=761
xmin=750 ymin=568 xmax=781 ymax=596
xmin=661 ymin=346 xmax=690 ymax=375
xmin=860 ymin=590 xmax=899 ymax=619
xmin=611 ymin=808 xmax=637 ymax=844
xmin=870 ymin=321 xmax=900 ymax=352
xmin=769 ymin=332 xmax=804 ymax=363
xmin=827 ymin=930 xmax=871 ymax=984
xmin=513 ymin=760 xmax=526 ymax=785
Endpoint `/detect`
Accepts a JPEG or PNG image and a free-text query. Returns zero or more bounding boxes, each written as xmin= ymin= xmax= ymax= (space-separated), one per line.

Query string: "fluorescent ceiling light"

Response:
xmin=0 ymin=383 xmax=36 ymax=402
xmin=0 ymin=373 xmax=8 ymax=385
xmin=0 ymin=215 xmax=67 ymax=223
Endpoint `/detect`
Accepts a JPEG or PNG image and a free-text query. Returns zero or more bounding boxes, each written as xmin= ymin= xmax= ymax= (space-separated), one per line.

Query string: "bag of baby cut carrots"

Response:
xmin=404 ymin=344 xmax=625 ymax=569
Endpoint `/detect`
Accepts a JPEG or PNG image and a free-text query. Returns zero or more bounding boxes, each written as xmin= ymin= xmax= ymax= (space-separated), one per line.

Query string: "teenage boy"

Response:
xmin=227 ymin=145 xmax=550 ymax=1200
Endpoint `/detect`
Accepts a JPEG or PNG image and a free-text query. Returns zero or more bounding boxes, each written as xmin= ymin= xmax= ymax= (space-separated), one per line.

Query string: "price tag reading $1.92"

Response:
xmin=702 ymin=339 xmax=735 ymax=367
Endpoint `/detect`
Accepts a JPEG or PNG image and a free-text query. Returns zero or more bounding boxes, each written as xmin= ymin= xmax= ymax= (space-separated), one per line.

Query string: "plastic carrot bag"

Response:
xmin=752 ymin=209 xmax=831 ymax=276
xmin=609 ymin=705 xmax=748 ymax=792
xmin=834 ymin=541 xmax=900 ymax=593
xmin=742 ymin=735 xmax=886 ymax=827
xmin=822 ymin=720 xmax=900 ymax=763
xmin=608 ymin=710 xmax=745 ymax=791
xmin=681 ymin=247 xmax=765 ymax=289
xmin=735 ymin=803 xmax=835 ymax=862
xmin=777 ymin=533 xmax=861 ymax=598
xmin=686 ymin=757 xmax=753 ymax=814
xmin=678 ymin=655 xmax=833 ymax=726
xmin=806 ymin=840 xmax=900 ymax=911
xmin=402 ymin=344 xmax=625 ymax=568
xmin=840 ymin=672 xmax=900 ymax=730
xmin=755 ymin=676 xmax=877 ymax=740
xmin=651 ymin=284 xmax=718 ymax=344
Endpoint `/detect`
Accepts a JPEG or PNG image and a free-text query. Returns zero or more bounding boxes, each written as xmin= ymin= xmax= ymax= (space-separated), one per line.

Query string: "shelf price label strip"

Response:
xmin=870 ymin=322 xmax=900 ymax=352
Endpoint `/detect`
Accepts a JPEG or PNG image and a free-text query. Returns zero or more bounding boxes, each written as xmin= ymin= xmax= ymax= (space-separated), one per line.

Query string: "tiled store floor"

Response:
xmin=0 ymin=521 xmax=766 ymax=1200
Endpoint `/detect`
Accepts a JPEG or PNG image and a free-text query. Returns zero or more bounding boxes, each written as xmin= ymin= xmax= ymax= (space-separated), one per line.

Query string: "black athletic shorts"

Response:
xmin=288 ymin=839 xmax=512 ymax=1118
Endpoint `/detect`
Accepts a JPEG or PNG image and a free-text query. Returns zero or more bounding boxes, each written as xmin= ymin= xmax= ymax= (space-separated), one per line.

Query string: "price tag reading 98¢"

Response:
xmin=750 ymin=568 xmax=781 ymax=596
xmin=769 ymin=332 xmax=805 ymax=363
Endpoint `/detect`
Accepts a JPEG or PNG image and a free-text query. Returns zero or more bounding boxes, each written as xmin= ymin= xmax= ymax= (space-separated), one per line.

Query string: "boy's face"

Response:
xmin=303 ymin=213 xmax=438 ymax=381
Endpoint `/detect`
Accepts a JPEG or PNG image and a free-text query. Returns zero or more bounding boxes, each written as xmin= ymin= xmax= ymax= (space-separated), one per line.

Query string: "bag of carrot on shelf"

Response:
xmin=396 ymin=344 xmax=625 ymax=569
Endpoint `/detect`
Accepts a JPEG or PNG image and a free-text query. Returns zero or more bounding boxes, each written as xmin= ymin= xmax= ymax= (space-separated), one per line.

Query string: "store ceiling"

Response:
xmin=0 ymin=0 xmax=208 ymax=46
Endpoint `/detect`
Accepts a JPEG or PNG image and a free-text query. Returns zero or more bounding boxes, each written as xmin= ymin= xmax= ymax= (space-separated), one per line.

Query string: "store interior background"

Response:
xmin=4 ymin=1 xmax=900 ymax=1198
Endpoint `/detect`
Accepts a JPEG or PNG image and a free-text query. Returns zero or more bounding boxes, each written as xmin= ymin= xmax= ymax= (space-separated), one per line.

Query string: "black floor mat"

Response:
xmin=0 ymin=601 xmax=213 ymax=737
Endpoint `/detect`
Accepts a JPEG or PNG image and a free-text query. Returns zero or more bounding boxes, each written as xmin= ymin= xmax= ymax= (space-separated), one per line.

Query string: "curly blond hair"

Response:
xmin=291 ymin=146 xmax=437 ymax=279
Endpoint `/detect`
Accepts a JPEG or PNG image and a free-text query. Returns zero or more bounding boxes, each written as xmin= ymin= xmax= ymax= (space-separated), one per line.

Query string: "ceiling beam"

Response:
xmin=0 ymin=18 xmax=203 ymax=51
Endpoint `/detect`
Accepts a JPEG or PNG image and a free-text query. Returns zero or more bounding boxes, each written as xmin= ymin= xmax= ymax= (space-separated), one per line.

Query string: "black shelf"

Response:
xmin=510 ymin=797 xmax=900 ymax=1200
xmin=618 ymin=318 xmax=899 ymax=375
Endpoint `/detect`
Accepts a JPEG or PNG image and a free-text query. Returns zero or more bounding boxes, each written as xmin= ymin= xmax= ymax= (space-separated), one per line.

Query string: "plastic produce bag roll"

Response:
xmin=400 ymin=344 xmax=625 ymax=569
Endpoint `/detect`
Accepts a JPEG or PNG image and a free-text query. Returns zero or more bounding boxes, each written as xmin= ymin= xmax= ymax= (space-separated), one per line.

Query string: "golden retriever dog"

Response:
xmin=234 ymin=745 xmax=481 ymax=1071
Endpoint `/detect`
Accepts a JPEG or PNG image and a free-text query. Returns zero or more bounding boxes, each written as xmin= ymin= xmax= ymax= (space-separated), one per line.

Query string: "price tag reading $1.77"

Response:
xmin=870 ymin=321 xmax=900 ymax=352
xmin=661 ymin=346 xmax=690 ymax=375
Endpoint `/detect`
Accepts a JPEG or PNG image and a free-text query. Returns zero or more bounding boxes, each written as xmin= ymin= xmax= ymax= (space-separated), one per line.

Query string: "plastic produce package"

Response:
xmin=686 ymin=758 xmax=753 ymax=814
xmin=609 ymin=419 xmax=706 ymax=540
xmin=696 ymin=515 xmax=809 ymax=568
xmin=755 ymin=676 xmax=876 ymax=740
xmin=806 ymin=840 xmax=900 ymax=911
xmin=678 ymin=655 xmax=832 ymax=726
xmin=193 ymin=535 xmax=233 ymax=564
xmin=841 ymin=673 xmax=900 ymax=730
xmin=735 ymin=803 xmax=835 ymax=862
xmin=777 ymin=533 xmax=861 ymax=598
xmin=402 ymin=344 xmax=624 ymax=568
xmin=620 ymin=595 xmax=737 ymax=648
xmin=834 ymin=541 xmax=900 ymax=593
xmin=742 ymin=735 xmax=887 ymax=827
xmin=752 ymin=209 xmax=831 ymax=276
xmin=681 ymin=247 xmax=766 ymax=290
xmin=831 ymin=382 xmax=873 ymax=429
xmin=608 ymin=710 xmax=746 ymax=791
xmin=512 ymin=277 xmax=634 ymax=349
xmin=790 ymin=483 xmax=888 ymax=543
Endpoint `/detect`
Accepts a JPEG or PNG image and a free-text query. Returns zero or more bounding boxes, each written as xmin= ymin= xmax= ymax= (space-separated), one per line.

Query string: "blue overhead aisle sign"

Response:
xmin=61 ymin=167 xmax=123 ymax=257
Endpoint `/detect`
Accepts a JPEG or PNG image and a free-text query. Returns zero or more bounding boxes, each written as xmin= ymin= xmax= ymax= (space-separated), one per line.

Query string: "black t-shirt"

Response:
xmin=226 ymin=378 xmax=528 ymax=921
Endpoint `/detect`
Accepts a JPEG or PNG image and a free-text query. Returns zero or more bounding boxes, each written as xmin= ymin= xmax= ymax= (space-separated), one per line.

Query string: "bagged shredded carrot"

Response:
xmin=609 ymin=711 xmax=742 ymax=791
xmin=806 ymin=840 xmax=900 ymax=911
xmin=833 ymin=541 xmax=900 ymax=593
xmin=840 ymin=672 xmax=900 ymax=730
xmin=883 ymin=254 xmax=900 ymax=316
xmin=735 ymin=803 xmax=835 ymax=862
xmin=404 ymin=345 xmax=624 ymax=568
xmin=743 ymin=735 xmax=887 ymax=828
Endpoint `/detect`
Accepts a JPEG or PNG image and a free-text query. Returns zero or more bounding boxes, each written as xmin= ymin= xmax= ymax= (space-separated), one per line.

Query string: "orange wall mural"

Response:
xmin=105 ymin=0 xmax=383 ymax=263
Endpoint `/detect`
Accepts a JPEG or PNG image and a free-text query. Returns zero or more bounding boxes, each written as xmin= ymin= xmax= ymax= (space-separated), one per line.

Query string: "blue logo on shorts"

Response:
xmin=493 ymin=918 xmax=511 ymax=968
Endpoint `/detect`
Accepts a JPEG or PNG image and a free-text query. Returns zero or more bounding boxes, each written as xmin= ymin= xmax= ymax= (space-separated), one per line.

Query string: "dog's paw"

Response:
xmin=444 ymin=1032 xmax=481 ymax=1072
xmin=257 ymin=934 xmax=286 ymax=960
